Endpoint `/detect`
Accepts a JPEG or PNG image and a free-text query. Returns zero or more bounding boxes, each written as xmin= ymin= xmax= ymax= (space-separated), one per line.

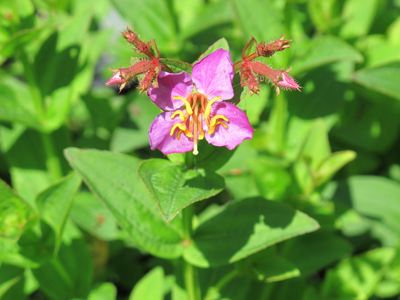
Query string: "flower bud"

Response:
xmin=106 ymin=71 xmax=125 ymax=86
xmin=277 ymin=71 xmax=300 ymax=90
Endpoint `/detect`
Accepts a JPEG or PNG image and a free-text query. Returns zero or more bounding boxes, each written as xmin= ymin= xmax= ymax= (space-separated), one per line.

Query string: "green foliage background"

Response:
xmin=1 ymin=0 xmax=400 ymax=299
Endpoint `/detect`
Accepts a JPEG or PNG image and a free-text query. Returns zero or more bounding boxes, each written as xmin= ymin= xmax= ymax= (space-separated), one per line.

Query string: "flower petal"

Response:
xmin=192 ymin=49 xmax=234 ymax=101
xmin=148 ymin=71 xmax=193 ymax=111
xmin=204 ymin=102 xmax=253 ymax=150
xmin=149 ymin=111 xmax=193 ymax=155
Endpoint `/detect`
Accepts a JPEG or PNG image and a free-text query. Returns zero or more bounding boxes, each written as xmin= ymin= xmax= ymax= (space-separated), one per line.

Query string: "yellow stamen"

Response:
xmin=204 ymin=96 xmax=221 ymax=117
xmin=170 ymin=123 xmax=193 ymax=138
xmin=170 ymin=123 xmax=185 ymax=136
xmin=208 ymin=115 xmax=229 ymax=135
xmin=210 ymin=115 xmax=229 ymax=127
xmin=176 ymin=130 xmax=182 ymax=140
xmin=171 ymin=110 xmax=185 ymax=121
xmin=173 ymin=96 xmax=193 ymax=114
xmin=220 ymin=122 xmax=228 ymax=129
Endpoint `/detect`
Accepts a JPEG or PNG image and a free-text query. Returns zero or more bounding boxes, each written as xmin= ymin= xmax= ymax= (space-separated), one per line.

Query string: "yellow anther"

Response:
xmin=204 ymin=96 xmax=221 ymax=117
xmin=176 ymin=130 xmax=182 ymax=140
xmin=210 ymin=115 xmax=229 ymax=127
xmin=171 ymin=110 xmax=185 ymax=121
xmin=170 ymin=123 xmax=184 ymax=136
xmin=199 ymin=131 xmax=205 ymax=140
xmin=173 ymin=96 xmax=193 ymax=115
xmin=208 ymin=115 xmax=229 ymax=135
xmin=198 ymin=114 xmax=205 ymax=140
xmin=170 ymin=122 xmax=193 ymax=139
xmin=218 ymin=121 xmax=229 ymax=129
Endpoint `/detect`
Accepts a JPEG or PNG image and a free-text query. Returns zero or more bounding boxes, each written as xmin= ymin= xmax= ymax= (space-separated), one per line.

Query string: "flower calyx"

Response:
xmin=237 ymin=35 xmax=299 ymax=95
xmin=256 ymin=34 xmax=292 ymax=58
xmin=106 ymin=27 xmax=172 ymax=94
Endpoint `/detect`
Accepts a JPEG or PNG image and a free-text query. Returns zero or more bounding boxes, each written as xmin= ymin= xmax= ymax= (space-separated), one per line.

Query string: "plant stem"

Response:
xmin=185 ymin=152 xmax=195 ymax=169
xmin=40 ymin=132 xmax=63 ymax=180
xmin=182 ymin=205 xmax=194 ymax=241
xmin=20 ymin=51 xmax=43 ymax=120
xmin=20 ymin=51 xmax=63 ymax=180
xmin=259 ymin=282 xmax=274 ymax=300
xmin=183 ymin=259 xmax=201 ymax=300
xmin=204 ymin=269 xmax=239 ymax=300
xmin=182 ymin=205 xmax=201 ymax=300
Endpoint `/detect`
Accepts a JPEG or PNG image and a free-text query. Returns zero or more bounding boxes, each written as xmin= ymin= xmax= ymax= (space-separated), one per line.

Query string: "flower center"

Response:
xmin=169 ymin=93 xmax=229 ymax=155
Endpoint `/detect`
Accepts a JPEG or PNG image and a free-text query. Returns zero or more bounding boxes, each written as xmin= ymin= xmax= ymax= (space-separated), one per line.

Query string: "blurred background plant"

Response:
xmin=1 ymin=0 xmax=400 ymax=299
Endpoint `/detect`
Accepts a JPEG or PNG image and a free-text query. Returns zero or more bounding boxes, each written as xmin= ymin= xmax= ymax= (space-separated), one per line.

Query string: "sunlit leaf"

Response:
xmin=138 ymin=159 xmax=224 ymax=221
xmin=184 ymin=197 xmax=319 ymax=267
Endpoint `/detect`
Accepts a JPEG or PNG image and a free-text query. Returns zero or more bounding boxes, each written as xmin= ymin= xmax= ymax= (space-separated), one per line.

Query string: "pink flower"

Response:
xmin=147 ymin=49 xmax=253 ymax=155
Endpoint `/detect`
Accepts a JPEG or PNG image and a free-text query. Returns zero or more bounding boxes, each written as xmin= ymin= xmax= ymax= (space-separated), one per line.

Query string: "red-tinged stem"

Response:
xmin=233 ymin=52 xmax=260 ymax=73
xmin=233 ymin=60 xmax=243 ymax=73
xmin=244 ymin=52 xmax=259 ymax=61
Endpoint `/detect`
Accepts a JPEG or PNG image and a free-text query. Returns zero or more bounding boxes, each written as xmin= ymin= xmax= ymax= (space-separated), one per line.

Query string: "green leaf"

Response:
xmin=225 ymin=173 xmax=259 ymax=201
xmin=193 ymin=38 xmax=230 ymax=64
xmin=293 ymin=157 xmax=314 ymax=195
xmin=231 ymin=0 xmax=283 ymax=43
xmin=307 ymin=0 xmax=342 ymax=33
xmin=291 ymin=36 xmax=363 ymax=75
xmin=72 ymin=30 xmax=111 ymax=99
xmin=129 ymin=267 xmax=164 ymax=300
xmin=239 ymin=86 xmax=269 ymax=126
xmin=88 ymin=283 xmax=117 ymax=300
xmin=0 ymin=126 xmax=70 ymax=204
xmin=248 ymin=158 xmax=291 ymax=201
xmin=0 ymin=264 xmax=25 ymax=300
xmin=194 ymin=140 xmax=237 ymax=171
xmin=375 ymin=278 xmax=400 ymax=298
xmin=56 ymin=9 xmax=92 ymax=52
xmin=110 ymin=0 xmax=177 ymax=54
xmin=32 ymin=236 xmax=93 ymax=300
xmin=353 ymin=62 xmax=400 ymax=101
xmin=332 ymin=96 xmax=400 ymax=153
xmin=0 ymin=264 xmax=26 ymax=300
xmin=0 ymin=79 xmax=41 ymax=129
xmin=327 ymin=176 xmax=400 ymax=246
xmin=110 ymin=92 xmax=161 ymax=152
xmin=160 ymin=58 xmax=193 ymax=74
xmin=36 ymin=173 xmax=81 ymax=253
xmin=286 ymin=62 xmax=349 ymax=145
xmin=137 ymin=159 xmax=225 ymax=221
xmin=242 ymin=37 xmax=258 ymax=59
xmin=64 ymin=148 xmax=184 ymax=259
xmin=70 ymin=192 xmax=118 ymax=241
xmin=283 ymin=231 xmax=353 ymax=276
xmin=179 ymin=1 xmax=234 ymax=40
xmin=0 ymin=236 xmax=40 ymax=268
xmin=200 ymin=265 xmax=251 ymax=300
xmin=253 ymin=256 xmax=301 ymax=282
xmin=339 ymin=0 xmax=380 ymax=39
xmin=322 ymin=248 xmax=396 ymax=299
xmin=238 ymin=247 xmax=301 ymax=282
xmin=0 ymin=179 xmax=38 ymax=241
xmin=298 ymin=119 xmax=331 ymax=170
xmin=0 ymin=26 xmax=51 ymax=58
xmin=184 ymin=197 xmax=319 ymax=267
xmin=315 ymin=151 xmax=356 ymax=186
